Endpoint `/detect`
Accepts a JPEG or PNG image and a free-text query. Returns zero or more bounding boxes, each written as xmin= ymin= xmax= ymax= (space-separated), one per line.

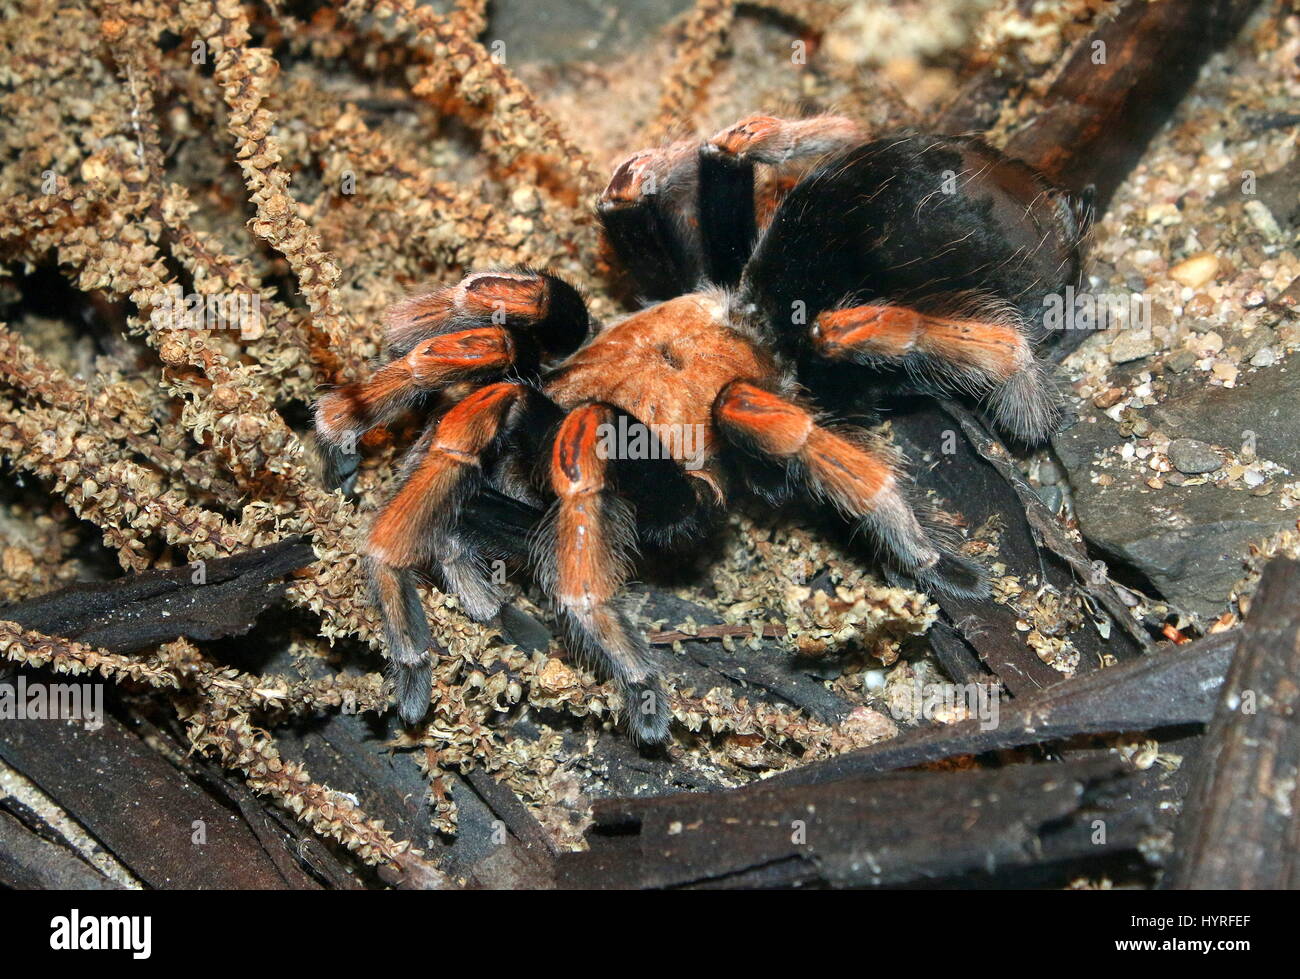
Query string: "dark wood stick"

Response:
xmin=557 ymin=757 xmax=1141 ymax=889
xmin=764 ymin=629 xmax=1236 ymax=789
xmin=1 ymin=536 xmax=315 ymax=652
xmin=1004 ymin=0 xmax=1263 ymax=210
xmin=1165 ymin=557 xmax=1300 ymax=888
xmin=0 ymin=712 xmax=311 ymax=888
xmin=0 ymin=808 xmax=119 ymax=889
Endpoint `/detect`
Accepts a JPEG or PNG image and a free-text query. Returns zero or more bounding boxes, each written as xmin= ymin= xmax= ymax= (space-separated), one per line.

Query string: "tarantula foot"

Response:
xmin=986 ymin=367 xmax=1063 ymax=445
xmin=321 ymin=441 xmax=360 ymax=496
xmin=706 ymin=114 xmax=784 ymax=158
xmin=389 ymin=656 xmax=433 ymax=726
xmin=600 ymin=150 xmax=661 ymax=208
xmin=623 ymin=675 xmax=672 ymax=746
xmin=912 ymin=550 xmax=991 ymax=600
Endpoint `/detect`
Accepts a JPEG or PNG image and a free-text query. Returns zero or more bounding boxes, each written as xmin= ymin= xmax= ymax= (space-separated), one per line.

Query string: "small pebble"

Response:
xmin=1109 ymin=331 xmax=1156 ymax=364
xmin=1239 ymin=330 xmax=1271 ymax=359
xmin=1250 ymin=347 xmax=1278 ymax=368
xmin=1194 ymin=331 xmax=1224 ymax=355
xmin=1036 ymin=484 xmax=1063 ymax=511
xmin=1167 ymin=438 xmax=1223 ymax=475
xmin=1170 ymin=253 xmax=1220 ymax=289
xmin=1093 ymin=387 xmax=1125 ymax=408
xmin=1164 ymin=349 xmax=1197 ymax=373
xmin=1244 ymin=200 xmax=1283 ymax=241
xmin=1211 ymin=362 xmax=1239 ymax=386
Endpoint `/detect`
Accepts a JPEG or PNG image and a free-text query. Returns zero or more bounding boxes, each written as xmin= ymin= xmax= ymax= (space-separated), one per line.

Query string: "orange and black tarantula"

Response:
xmin=315 ymin=114 xmax=1092 ymax=744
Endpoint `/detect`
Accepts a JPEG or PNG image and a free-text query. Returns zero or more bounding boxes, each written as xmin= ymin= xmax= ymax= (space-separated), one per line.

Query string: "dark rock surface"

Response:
xmin=1053 ymin=368 xmax=1299 ymax=620
xmin=1149 ymin=364 xmax=1300 ymax=472
xmin=488 ymin=0 xmax=692 ymax=64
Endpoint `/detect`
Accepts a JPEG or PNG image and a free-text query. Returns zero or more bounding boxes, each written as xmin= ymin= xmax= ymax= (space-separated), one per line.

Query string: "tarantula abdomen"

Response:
xmin=743 ymin=132 xmax=1090 ymax=350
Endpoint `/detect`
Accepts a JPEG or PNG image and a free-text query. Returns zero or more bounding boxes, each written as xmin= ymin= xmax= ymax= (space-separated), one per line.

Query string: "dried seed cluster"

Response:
xmin=1 ymin=0 xmax=1084 ymax=870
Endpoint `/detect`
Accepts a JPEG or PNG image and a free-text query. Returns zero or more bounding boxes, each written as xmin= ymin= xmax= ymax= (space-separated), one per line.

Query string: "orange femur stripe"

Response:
xmin=435 ymin=382 xmax=523 ymax=457
xmin=549 ymin=405 xmax=621 ymax=605
xmin=803 ymin=429 xmax=891 ymax=513
xmin=366 ymin=383 xmax=522 ymax=567
xmin=714 ymin=382 xmax=812 ymax=457
xmin=315 ymin=330 xmax=514 ymax=446
xmin=461 ymin=274 xmax=549 ymax=320
xmin=921 ymin=318 xmax=1026 ymax=378
xmin=716 ymin=382 xmax=893 ymax=515
xmin=383 ymin=291 xmax=456 ymax=349
xmin=406 ymin=327 xmax=514 ymax=383
xmin=815 ymin=306 xmax=922 ymax=358
xmin=551 ymin=404 xmax=613 ymax=495
xmin=815 ymin=305 xmax=1027 ymax=379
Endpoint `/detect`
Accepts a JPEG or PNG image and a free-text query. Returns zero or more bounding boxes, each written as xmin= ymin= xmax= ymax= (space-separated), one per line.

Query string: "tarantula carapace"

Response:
xmin=315 ymin=114 xmax=1091 ymax=744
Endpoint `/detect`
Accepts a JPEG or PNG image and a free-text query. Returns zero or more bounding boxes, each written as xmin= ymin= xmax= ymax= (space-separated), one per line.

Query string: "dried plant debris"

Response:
xmin=0 ymin=0 xmax=940 ymax=873
xmin=0 ymin=0 xmax=1294 ymax=885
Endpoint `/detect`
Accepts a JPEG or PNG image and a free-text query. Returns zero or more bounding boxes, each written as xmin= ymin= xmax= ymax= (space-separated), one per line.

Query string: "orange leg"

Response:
xmin=811 ymin=304 xmax=1060 ymax=443
xmin=714 ymin=381 xmax=987 ymax=597
xmin=538 ymin=403 xmax=672 ymax=744
xmin=384 ymin=269 xmax=588 ymax=360
xmin=365 ymin=382 xmax=526 ymax=724
xmin=707 ymin=114 xmax=866 ymax=167
xmin=318 ymin=269 xmax=587 ymax=492
xmin=315 ymin=326 xmax=514 ymax=451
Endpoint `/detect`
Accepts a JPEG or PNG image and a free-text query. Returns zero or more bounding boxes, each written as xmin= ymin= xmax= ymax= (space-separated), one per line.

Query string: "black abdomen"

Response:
xmin=742 ymin=132 xmax=1089 ymax=353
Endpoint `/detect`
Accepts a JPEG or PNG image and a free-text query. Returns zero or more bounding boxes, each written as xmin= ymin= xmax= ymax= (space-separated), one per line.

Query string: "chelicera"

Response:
xmin=315 ymin=113 xmax=1091 ymax=744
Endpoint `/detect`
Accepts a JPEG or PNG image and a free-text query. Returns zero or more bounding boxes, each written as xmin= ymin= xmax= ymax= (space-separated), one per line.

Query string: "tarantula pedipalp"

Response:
xmin=315 ymin=114 xmax=1091 ymax=744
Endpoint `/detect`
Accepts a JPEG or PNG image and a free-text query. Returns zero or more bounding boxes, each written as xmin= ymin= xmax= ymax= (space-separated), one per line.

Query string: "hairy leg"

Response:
xmin=811 ymin=302 xmax=1061 ymax=443
xmin=598 ymin=141 xmax=703 ymax=301
xmin=316 ymin=269 xmax=588 ymax=492
xmin=365 ymin=382 xmax=529 ymax=723
xmin=707 ymin=114 xmax=866 ymax=167
xmin=535 ymin=403 xmax=676 ymax=744
xmin=714 ymin=380 xmax=987 ymax=597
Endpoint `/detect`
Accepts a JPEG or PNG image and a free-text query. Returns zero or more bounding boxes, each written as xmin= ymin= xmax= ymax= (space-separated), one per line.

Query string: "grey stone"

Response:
xmin=1053 ymin=412 xmax=1296 ymax=620
xmin=1149 ymin=364 xmax=1300 ymax=471
xmin=1166 ymin=438 xmax=1222 ymax=475
xmin=488 ymin=0 xmax=692 ymax=63
xmin=1036 ymin=484 xmax=1063 ymax=511
xmin=1164 ymin=349 xmax=1197 ymax=373
xmin=1109 ymin=330 xmax=1157 ymax=364
xmin=1239 ymin=328 xmax=1272 ymax=360
xmin=1255 ymin=160 xmax=1300 ymax=232
xmin=1250 ymin=347 xmax=1278 ymax=368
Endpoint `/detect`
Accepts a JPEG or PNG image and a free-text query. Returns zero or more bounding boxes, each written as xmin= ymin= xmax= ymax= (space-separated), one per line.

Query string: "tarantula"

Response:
xmin=315 ymin=114 xmax=1091 ymax=744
